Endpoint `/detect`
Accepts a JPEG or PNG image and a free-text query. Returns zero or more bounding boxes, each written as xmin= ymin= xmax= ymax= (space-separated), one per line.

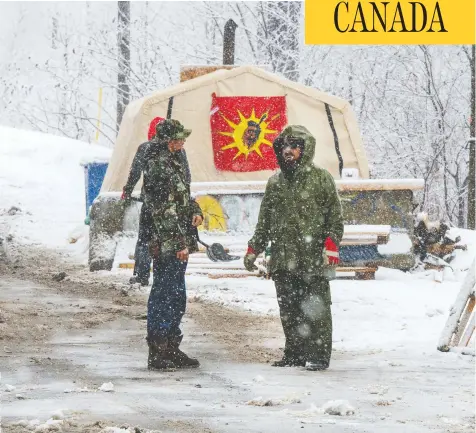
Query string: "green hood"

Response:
xmin=249 ymin=124 xmax=343 ymax=278
xmin=273 ymin=125 xmax=316 ymax=173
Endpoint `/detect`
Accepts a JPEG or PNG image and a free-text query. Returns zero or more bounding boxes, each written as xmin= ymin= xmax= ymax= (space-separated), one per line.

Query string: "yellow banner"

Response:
xmin=305 ymin=0 xmax=475 ymax=44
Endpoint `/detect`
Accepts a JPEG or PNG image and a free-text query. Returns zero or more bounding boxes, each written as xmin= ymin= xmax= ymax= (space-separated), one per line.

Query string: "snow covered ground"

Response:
xmin=0 ymin=125 xmax=111 ymax=250
xmin=0 ymin=126 xmax=475 ymax=432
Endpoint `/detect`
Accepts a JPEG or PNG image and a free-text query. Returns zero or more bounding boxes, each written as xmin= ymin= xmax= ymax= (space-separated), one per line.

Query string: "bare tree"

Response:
xmin=0 ymin=2 xmax=473 ymax=228
xmin=259 ymin=1 xmax=301 ymax=81
xmin=463 ymin=44 xmax=475 ymax=229
xmin=116 ymin=1 xmax=131 ymax=133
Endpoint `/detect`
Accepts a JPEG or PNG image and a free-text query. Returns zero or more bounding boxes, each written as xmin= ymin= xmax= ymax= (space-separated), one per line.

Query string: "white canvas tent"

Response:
xmin=101 ymin=66 xmax=369 ymax=193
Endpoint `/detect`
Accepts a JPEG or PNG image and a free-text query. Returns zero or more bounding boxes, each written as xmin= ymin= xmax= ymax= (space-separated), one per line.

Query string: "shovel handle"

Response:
xmin=192 ymin=226 xmax=210 ymax=248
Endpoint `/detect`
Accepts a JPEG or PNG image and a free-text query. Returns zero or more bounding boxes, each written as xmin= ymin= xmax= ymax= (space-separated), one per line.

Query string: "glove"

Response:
xmin=148 ymin=238 xmax=161 ymax=259
xmin=324 ymin=237 xmax=339 ymax=266
xmin=121 ymin=188 xmax=132 ymax=202
xmin=244 ymin=246 xmax=258 ymax=272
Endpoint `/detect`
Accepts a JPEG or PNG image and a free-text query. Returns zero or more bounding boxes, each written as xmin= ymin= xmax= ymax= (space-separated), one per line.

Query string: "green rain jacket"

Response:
xmin=248 ymin=125 xmax=344 ymax=278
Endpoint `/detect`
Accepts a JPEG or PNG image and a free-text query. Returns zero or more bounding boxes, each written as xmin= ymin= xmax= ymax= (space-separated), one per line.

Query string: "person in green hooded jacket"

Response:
xmin=244 ymin=125 xmax=344 ymax=371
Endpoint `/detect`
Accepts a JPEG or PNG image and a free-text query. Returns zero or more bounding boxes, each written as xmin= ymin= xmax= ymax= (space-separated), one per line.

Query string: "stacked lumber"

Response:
xmin=120 ymin=225 xmax=391 ymax=280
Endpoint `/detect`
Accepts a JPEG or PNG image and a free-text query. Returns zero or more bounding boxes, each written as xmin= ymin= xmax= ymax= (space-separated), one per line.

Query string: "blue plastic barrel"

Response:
xmin=81 ymin=162 xmax=109 ymax=218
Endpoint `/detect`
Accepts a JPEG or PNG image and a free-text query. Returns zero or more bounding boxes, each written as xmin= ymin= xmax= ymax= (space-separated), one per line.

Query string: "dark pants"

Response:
xmin=133 ymin=204 xmax=153 ymax=281
xmin=147 ymin=253 xmax=188 ymax=340
xmin=273 ymin=272 xmax=333 ymax=366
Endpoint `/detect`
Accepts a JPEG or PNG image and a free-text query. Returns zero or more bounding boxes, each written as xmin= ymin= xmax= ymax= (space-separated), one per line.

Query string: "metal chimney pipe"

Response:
xmin=223 ymin=19 xmax=238 ymax=65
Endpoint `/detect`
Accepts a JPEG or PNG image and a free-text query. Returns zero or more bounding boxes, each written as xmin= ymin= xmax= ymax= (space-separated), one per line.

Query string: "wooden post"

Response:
xmin=223 ymin=19 xmax=238 ymax=65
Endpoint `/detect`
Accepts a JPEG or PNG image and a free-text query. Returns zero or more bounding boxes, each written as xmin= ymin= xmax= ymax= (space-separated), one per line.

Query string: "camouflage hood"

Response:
xmin=273 ymin=125 xmax=316 ymax=175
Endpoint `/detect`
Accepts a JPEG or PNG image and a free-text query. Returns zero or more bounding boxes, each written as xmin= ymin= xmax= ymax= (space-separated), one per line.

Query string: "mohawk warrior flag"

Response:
xmin=210 ymin=93 xmax=287 ymax=172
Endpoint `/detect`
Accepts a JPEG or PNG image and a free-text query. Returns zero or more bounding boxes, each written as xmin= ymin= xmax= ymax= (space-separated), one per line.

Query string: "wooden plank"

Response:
xmin=189 ymin=266 xmax=377 ymax=273
xmin=208 ymin=273 xmax=260 ymax=279
xmin=191 ymin=179 xmax=424 ymax=193
xmin=337 ymin=179 xmax=424 ymax=191
xmin=344 ymin=225 xmax=392 ymax=236
xmin=336 ymin=267 xmax=378 ymax=273
xmin=453 ymin=295 xmax=475 ymax=347
xmin=119 ymin=262 xmax=378 ymax=274
xmin=187 ymin=263 xmax=245 ymax=270
xmin=460 ymin=311 xmax=475 ymax=347
xmin=355 ymin=271 xmax=376 ymax=280
xmin=196 ymin=238 xmax=387 ymax=248
xmin=341 ymin=240 xmax=380 ymax=246
xmin=180 ymin=65 xmax=235 ymax=82
xmin=198 ymin=246 xmax=230 ymax=253
xmin=438 ymin=258 xmax=476 ymax=351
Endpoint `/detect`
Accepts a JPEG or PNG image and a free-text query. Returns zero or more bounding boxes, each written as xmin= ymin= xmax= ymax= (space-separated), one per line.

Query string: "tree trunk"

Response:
xmin=117 ymin=1 xmax=131 ymax=135
xmin=468 ymin=44 xmax=475 ymax=229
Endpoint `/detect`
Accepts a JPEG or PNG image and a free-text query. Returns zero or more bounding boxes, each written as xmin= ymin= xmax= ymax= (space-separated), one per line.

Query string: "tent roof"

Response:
xmin=101 ymin=65 xmax=369 ymax=193
xmin=133 ymin=65 xmax=350 ymax=118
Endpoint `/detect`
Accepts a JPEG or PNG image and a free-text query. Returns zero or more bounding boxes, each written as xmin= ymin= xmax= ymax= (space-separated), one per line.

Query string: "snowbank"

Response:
xmin=186 ymin=229 xmax=476 ymax=354
xmin=0 ymin=126 xmax=111 ymax=250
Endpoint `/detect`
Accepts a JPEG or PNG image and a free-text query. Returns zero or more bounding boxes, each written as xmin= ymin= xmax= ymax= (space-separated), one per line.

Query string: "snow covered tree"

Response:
xmin=0 ymin=1 xmax=473 ymax=227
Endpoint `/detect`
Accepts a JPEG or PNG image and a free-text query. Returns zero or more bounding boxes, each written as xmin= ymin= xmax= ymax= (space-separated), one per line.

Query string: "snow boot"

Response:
xmin=305 ymin=361 xmax=329 ymax=371
xmin=272 ymin=357 xmax=293 ymax=367
xmin=272 ymin=355 xmax=305 ymax=367
xmin=167 ymin=335 xmax=200 ymax=368
xmin=129 ymin=275 xmax=149 ymax=286
xmin=147 ymin=337 xmax=176 ymax=370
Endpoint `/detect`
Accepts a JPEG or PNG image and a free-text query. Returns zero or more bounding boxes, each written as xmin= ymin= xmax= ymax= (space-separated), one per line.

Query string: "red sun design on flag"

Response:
xmin=210 ymin=94 xmax=287 ymax=172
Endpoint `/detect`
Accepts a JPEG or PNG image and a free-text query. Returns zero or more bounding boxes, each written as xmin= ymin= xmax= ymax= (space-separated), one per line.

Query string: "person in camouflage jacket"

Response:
xmin=143 ymin=119 xmax=203 ymax=370
xmin=244 ymin=125 xmax=344 ymax=371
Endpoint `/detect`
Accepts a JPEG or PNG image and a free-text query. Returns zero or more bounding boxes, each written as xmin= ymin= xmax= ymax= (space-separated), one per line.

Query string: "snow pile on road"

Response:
xmin=366 ymin=384 xmax=389 ymax=395
xmin=0 ymin=125 xmax=111 ymax=251
xmin=321 ymin=399 xmax=356 ymax=416
xmin=98 ymin=381 xmax=114 ymax=392
xmin=63 ymin=386 xmax=91 ymax=393
xmin=285 ymin=399 xmax=356 ymax=418
xmin=246 ymin=394 xmax=301 ymax=406
xmin=8 ymin=408 xmax=70 ymax=432
xmin=33 ymin=418 xmax=64 ymax=432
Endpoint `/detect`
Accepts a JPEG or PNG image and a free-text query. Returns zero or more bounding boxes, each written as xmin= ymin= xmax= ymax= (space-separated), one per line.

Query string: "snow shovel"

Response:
xmin=193 ymin=227 xmax=240 ymax=262
xmin=128 ymin=197 xmax=239 ymax=262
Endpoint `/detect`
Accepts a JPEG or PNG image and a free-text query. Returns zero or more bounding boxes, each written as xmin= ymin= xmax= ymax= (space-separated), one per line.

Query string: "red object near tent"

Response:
xmin=210 ymin=93 xmax=287 ymax=172
xmin=148 ymin=116 xmax=165 ymax=140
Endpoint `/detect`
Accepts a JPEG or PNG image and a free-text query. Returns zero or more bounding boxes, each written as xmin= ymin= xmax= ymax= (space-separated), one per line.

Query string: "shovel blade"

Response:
xmin=209 ymin=243 xmax=240 ymax=261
